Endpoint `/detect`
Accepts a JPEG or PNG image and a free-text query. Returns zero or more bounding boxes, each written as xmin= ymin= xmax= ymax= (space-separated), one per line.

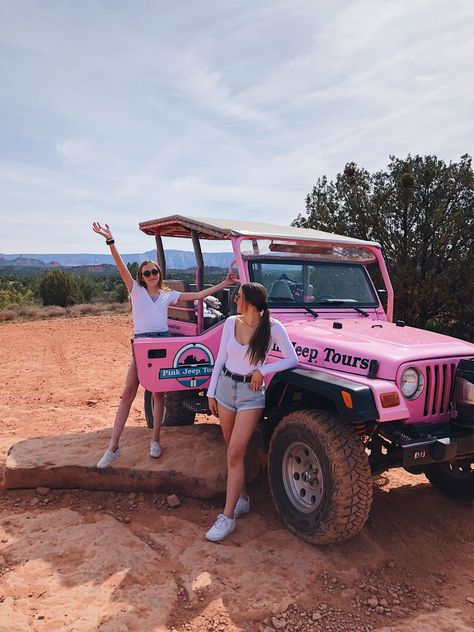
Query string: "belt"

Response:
xmin=223 ymin=366 xmax=252 ymax=383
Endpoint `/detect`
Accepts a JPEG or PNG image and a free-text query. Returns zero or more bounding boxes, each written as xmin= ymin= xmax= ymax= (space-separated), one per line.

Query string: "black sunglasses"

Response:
xmin=142 ymin=269 xmax=159 ymax=278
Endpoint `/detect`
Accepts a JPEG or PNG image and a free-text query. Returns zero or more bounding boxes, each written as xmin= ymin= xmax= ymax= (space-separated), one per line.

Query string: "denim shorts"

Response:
xmin=215 ymin=372 xmax=265 ymax=413
xmin=134 ymin=331 xmax=171 ymax=338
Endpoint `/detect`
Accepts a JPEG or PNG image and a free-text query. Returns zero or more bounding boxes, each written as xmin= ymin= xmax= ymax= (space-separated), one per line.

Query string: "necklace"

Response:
xmin=243 ymin=316 xmax=260 ymax=328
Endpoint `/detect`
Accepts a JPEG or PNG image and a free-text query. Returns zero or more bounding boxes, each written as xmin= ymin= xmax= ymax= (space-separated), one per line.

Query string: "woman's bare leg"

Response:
xmin=151 ymin=392 xmax=165 ymax=443
xmin=218 ymin=403 xmax=247 ymax=499
xmin=108 ymin=357 xmax=139 ymax=450
xmin=218 ymin=402 xmax=237 ymax=446
xmin=223 ymin=408 xmax=262 ymax=519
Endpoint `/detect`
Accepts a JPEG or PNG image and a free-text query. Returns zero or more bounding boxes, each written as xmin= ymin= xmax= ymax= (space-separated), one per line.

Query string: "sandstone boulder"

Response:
xmin=3 ymin=424 xmax=265 ymax=498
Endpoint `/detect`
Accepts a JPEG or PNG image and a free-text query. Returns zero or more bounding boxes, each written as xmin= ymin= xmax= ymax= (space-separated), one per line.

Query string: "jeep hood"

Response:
xmin=278 ymin=318 xmax=474 ymax=380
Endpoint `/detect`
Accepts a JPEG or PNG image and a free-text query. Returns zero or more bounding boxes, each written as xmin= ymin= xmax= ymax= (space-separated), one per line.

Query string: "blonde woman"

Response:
xmin=92 ymin=222 xmax=236 ymax=468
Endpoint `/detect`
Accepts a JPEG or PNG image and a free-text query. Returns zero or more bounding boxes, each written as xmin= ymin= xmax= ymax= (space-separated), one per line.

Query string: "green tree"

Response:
xmin=39 ymin=270 xmax=84 ymax=307
xmin=114 ymin=281 xmax=130 ymax=303
xmin=294 ymin=154 xmax=474 ymax=341
xmin=78 ymin=275 xmax=99 ymax=302
xmin=127 ymin=261 xmax=139 ymax=279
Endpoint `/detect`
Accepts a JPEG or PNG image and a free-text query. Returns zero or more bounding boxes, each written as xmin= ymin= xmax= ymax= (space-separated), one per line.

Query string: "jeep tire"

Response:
xmin=425 ymin=459 xmax=474 ymax=501
xmin=144 ymin=390 xmax=196 ymax=428
xmin=268 ymin=409 xmax=373 ymax=545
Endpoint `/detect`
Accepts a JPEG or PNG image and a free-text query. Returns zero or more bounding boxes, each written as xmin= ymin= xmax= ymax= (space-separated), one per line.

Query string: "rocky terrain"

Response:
xmin=0 ymin=314 xmax=473 ymax=631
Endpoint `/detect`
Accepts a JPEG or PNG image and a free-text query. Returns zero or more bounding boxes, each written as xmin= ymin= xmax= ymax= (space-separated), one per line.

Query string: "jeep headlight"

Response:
xmin=401 ymin=367 xmax=424 ymax=400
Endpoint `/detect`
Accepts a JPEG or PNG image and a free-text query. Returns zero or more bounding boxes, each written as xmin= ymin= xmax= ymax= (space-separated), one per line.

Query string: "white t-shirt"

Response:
xmin=207 ymin=316 xmax=298 ymax=397
xmin=130 ymin=280 xmax=181 ymax=334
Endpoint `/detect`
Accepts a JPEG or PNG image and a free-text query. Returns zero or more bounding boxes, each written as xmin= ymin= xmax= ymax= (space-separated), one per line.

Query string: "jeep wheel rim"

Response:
xmin=282 ymin=442 xmax=324 ymax=513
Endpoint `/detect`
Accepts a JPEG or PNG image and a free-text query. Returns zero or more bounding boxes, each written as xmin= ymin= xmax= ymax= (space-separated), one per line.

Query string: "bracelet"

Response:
xmin=106 ymin=238 xmax=115 ymax=246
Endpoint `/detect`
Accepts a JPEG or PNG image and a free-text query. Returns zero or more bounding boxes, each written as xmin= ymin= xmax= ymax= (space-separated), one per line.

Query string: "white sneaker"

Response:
xmin=97 ymin=448 xmax=120 ymax=469
xmin=205 ymin=514 xmax=236 ymax=542
xmin=150 ymin=441 xmax=162 ymax=458
xmin=234 ymin=496 xmax=250 ymax=519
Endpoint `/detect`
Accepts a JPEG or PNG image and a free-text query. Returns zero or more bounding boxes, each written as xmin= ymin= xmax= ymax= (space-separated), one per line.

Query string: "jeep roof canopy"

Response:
xmin=139 ymin=215 xmax=380 ymax=248
xmin=139 ymin=214 xmax=393 ymax=321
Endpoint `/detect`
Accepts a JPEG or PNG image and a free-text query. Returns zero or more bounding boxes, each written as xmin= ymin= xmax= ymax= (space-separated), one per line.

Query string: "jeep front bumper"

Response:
xmin=402 ymin=433 xmax=474 ymax=467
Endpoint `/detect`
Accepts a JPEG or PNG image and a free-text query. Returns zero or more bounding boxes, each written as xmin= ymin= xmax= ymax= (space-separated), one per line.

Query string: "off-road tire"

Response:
xmin=425 ymin=460 xmax=474 ymax=501
xmin=144 ymin=390 xmax=196 ymax=428
xmin=268 ymin=409 xmax=373 ymax=545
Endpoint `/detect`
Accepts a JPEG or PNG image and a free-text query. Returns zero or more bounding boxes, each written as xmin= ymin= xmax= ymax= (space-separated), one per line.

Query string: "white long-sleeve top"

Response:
xmin=207 ymin=316 xmax=298 ymax=398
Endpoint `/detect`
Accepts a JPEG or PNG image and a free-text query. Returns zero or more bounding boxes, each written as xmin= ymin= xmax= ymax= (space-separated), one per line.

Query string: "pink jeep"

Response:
xmin=133 ymin=215 xmax=474 ymax=545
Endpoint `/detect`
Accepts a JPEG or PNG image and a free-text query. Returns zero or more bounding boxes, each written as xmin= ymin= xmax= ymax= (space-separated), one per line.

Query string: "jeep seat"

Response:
xmin=166 ymin=280 xmax=197 ymax=323
xmin=268 ymin=279 xmax=294 ymax=300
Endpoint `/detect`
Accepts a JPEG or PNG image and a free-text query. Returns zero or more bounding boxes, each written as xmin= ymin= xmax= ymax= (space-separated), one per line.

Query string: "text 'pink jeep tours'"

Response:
xmin=133 ymin=215 xmax=474 ymax=545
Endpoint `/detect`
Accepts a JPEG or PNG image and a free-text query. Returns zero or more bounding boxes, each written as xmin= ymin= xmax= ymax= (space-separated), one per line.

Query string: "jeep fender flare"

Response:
xmin=265 ymin=368 xmax=378 ymax=423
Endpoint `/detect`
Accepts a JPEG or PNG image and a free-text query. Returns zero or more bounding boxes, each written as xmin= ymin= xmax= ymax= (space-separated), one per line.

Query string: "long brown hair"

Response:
xmin=137 ymin=260 xmax=168 ymax=290
xmin=241 ymin=282 xmax=271 ymax=365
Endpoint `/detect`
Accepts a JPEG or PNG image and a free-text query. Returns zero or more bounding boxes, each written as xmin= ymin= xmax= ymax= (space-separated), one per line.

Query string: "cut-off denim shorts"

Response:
xmin=215 ymin=371 xmax=265 ymax=413
xmin=134 ymin=330 xmax=171 ymax=338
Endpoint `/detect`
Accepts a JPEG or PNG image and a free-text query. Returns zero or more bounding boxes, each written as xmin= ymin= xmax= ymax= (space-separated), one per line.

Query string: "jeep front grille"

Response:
xmin=423 ymin=362 xmax=456 ymax=417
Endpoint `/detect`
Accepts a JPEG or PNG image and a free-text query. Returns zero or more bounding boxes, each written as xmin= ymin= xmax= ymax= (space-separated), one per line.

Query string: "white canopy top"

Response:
xmin=139 ymin=215 xmax=380 ymax=248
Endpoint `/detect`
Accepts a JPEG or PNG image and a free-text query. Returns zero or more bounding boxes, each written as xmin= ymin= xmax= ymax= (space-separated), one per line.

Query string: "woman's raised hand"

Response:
xmin=92 ymin=222 xmax=113 ymax=241
xmin=225 ymin=272 xmax=239 ymax=285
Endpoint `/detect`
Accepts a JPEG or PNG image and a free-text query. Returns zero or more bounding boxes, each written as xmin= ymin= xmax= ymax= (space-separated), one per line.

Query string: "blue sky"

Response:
xmin=1 ymin=0 xmax=473 ymax=253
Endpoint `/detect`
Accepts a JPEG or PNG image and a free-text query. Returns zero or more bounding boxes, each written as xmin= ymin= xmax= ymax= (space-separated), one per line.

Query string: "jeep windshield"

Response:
xmin=249 ymin=260 xmax=379 ymax=308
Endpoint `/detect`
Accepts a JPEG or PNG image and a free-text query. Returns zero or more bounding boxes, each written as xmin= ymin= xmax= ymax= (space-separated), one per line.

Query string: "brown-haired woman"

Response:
xmin=92 ymin=222 xmax=236 ymax=468
xmin=205 ymin=282 xmax=298 ymax=542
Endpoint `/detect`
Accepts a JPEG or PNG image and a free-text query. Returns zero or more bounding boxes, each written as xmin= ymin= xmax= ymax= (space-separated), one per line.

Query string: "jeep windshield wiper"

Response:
xmin=303 ymin=305 xmax=319 ymax=319
xmin=315 ymin=299 xmax=369 ymax=317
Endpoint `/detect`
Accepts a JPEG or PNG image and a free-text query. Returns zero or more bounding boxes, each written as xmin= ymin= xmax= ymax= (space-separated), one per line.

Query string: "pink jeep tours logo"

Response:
xmin=159 ymin=343 xmax=214 ymax=387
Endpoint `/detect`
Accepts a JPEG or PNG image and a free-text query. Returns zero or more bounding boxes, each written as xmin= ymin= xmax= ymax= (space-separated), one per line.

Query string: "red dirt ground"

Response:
xmin=1 ymin=314 xmax=473 ymax=632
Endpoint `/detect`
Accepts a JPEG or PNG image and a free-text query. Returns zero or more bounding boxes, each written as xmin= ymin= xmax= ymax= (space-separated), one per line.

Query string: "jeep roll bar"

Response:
xmin=140 ymin=215 xmax=395 ymax=324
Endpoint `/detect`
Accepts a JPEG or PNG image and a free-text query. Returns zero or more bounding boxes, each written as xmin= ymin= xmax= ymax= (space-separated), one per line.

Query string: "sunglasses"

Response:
xmin=142 ymin=269 xmax=160 ymax=278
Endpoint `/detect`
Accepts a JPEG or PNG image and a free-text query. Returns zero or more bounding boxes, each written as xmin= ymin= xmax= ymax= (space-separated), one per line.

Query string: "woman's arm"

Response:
xmin=249 ymin=319 xmax=298 ymax=390
xmin=207 ymin=317 xmax=233 ymax=414
xmin=179 ymin=273 xmax=237 ymax=301
xmin=92 ymin=222 xmax=133 ymax=293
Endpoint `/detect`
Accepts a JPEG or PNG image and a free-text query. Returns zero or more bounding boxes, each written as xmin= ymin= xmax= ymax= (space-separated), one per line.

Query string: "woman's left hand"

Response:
xmin=225 ymin=272 xmax=239 ymax=285
xmin=208 ymin=397 xmax=219 ymax=417
xmin=249 ymin=369 xmax=264 ymax=391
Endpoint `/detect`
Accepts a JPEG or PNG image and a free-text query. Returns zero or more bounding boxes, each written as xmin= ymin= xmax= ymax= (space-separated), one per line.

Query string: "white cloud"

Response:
xmin=0 ymin=0 xmax=473 ymax=252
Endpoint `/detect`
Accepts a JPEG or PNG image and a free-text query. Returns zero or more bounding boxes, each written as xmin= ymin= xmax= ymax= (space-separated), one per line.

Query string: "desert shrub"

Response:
xmin=77 ymin=304 xmax=94 ymax=315
xmin=0 ymin=287 xmax=35 ymax=309
xmin=39 ymin=270 xmax=84 ymax=307
xmin=114 ymin=282 xmax=130 ymax=303
xmin=109 ymin=302 xmax=130 ymax=313
xmin=43 ymin=306 xmax=67 ymax=318
xmin=0 ymin=310 xmax=16 ymax=322
xmin=0 ymin=301 xmax=131 ymax=323
xmin=17 ymin=306 xmax=43 ymax=319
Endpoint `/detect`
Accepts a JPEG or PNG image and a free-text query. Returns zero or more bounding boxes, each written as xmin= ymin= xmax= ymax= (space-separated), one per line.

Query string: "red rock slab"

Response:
xmin=2 ymin=424 xmax=265 ymax=498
